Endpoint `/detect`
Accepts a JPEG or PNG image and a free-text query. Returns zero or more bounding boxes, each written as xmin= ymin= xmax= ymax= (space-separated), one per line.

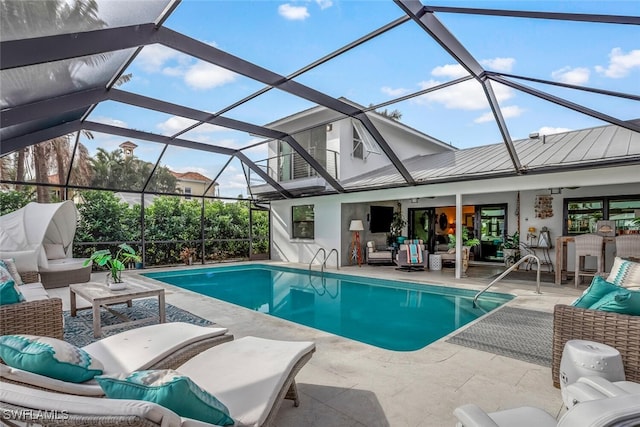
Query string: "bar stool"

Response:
xmin=615 ymin=234 xmax=640 ymax=259
xmin=574 ymin=233 xmax=604 ymax=288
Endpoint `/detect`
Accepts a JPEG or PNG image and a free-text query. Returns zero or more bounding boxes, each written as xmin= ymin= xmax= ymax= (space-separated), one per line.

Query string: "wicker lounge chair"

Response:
xmin=1 ymin=322 xmax=233 ymax=396
xmin=0 ymin=336 xmax=316 ymax=427
xmin=552 ymin=304 xmax=640 ymax=389
xmin=0 ymin=271 xmax=64 ymax=339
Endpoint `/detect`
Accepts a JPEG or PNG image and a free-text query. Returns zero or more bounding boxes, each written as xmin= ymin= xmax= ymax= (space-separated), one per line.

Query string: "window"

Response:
xmin=609 ymin=198 xmax=640 ymax=234
xmin=352 ymin=125 xmax=364 ymax=159
xmin=564 ymin=195 xmax=640 ymax=235
xmin=184 ymin=187 xmax=192 ymax=200
xmin=292 ymin=205 xmax=314 ymax=239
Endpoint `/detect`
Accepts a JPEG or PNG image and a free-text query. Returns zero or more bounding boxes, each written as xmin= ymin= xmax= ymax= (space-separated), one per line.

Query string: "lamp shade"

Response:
xmin=349 ymin=220 xmax=364 ymax=231
xmin=528 ymin=227 xmax=536 ymax=233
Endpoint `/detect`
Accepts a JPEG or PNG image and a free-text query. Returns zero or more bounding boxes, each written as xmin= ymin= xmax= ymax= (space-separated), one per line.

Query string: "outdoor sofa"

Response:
xmin=0 ymin=270 xmax=64 ymax=339
xmin=552 ymin=256 xmax=640 ymax=388
xmin=552 ymin=304 xmax=640 ymax=389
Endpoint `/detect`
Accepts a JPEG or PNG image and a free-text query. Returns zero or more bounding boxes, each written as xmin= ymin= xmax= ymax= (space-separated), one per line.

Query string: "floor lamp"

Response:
xmin=349 ymin=220 xmax=364 ymax=266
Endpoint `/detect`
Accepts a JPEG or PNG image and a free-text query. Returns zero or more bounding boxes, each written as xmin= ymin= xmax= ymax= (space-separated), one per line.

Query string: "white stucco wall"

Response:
xmin=270 ymin=164 xmax=640 ymax=270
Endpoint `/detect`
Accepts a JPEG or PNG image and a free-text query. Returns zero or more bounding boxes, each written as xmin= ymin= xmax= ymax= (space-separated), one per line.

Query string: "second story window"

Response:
xmin=184 ymin=187 xmax=192 ymax=200
xmin=352 ymin=125 xmax=364 ymax=159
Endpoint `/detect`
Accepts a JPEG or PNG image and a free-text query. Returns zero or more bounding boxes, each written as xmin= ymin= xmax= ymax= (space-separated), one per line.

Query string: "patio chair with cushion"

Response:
xmin=0 ymin=336 xmax=316 ymax=427
xmin=366 ymin=241 xmax=394 ymax=265
xmin=564 ymin=376 xmax=640 ymax=408
xmin=453 ymin=393 xmax=640 ymax=427
xmin=396 ymin=239 xmax=428 ymax=271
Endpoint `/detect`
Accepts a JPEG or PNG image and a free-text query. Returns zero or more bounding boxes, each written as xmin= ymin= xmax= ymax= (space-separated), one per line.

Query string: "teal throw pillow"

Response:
xmin=0 ymin=335 xmax=103 ymax=382
xmin=0 ymin=264 xmax=24 ymax=305
xmin=571 ymin=275 xmax=620 ymax=308
xmin=588 ymin=289 xmax=640 ymax=316
xmin=96 ymin=370 xmax=234 ymax=425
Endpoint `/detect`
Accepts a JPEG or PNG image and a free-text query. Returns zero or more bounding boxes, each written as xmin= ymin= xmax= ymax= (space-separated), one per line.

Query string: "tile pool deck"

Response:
xmin=49 ymin=262 xmax=583 ymax=426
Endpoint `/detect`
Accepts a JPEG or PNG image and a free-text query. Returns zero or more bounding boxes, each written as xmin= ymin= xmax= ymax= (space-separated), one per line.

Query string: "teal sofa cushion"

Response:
xmin=0 ymin=263 xmax=24 ymax=305
xmin=588 ymin=289 xmax=640 ymax=316
xmin=0 ymin=335 xmax=103 ymax=382
xmin=571 ymin=276 xmax=620 ymax=309
xmin=96 ymin=369 xmax=234 ymax=425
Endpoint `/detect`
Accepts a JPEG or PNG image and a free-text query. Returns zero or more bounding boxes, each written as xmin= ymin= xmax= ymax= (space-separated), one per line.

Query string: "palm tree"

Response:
xmin=2 ymin=0 xmax=107 ymax=201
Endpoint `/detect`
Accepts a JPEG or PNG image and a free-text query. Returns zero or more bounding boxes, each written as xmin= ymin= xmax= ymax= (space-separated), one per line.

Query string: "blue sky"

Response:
xmin=87 ymin=0 xmax=640 ymax=198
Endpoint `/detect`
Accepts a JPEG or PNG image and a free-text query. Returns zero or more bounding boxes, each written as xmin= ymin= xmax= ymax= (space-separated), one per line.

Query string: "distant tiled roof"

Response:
xmin=342 ymin=121 xmax=640 ymax=188
xmin=170 ymin=171 xmax=212 ymax=182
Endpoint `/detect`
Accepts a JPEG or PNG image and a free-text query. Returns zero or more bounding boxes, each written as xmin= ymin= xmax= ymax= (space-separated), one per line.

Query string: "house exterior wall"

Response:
xmin=175 ymin=179 xmax=214 ymax=197
xmin=264 ymin=109 xmax=453 ymax=188
xmin=269 ymin=164 xmax=639 ymax=269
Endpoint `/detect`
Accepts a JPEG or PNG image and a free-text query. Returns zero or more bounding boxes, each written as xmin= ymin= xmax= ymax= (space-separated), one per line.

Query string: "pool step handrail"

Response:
xmin=325 ymin=248 xmax=339 ymax=271
xmin=473 ymin=254 xmax=541 ymax=307
xmin=309 ymin=248 xmax=327 ymax=272
xmin=309 ymin=248 xmax=339 ymax=273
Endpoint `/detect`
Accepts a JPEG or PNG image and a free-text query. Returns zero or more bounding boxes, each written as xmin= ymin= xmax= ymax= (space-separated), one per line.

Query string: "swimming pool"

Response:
xmin=144 ymin=264 xmax=513 ymax=351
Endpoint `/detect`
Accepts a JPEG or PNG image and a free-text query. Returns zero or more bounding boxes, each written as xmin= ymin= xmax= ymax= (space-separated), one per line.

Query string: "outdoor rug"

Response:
xmin=446 ymin=306 xmax=553 ymax=367
xmin=64 ymin=299 xmax=213 ymax=347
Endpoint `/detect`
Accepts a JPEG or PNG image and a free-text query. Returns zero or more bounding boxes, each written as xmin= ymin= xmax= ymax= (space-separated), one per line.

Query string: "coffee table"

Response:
xmin=70 ymin=281 xmax=166 ymax=338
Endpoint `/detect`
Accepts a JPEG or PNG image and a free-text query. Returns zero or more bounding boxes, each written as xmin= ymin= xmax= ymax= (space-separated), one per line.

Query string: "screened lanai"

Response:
xmin=1 ymin=0 xmax=639 ymax=265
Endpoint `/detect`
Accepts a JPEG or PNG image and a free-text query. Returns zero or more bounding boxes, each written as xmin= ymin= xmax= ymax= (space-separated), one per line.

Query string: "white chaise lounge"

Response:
xmin=0 ymin=336 xmax=316 ymax=427
xmin=1 ymin=322 xmax=233 ymax=396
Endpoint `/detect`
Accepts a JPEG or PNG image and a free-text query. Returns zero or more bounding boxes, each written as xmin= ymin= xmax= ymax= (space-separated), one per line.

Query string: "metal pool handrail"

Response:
xmin=309 ymin=248 xmax=327 ymax=272
xmin=473 ymin=254 xmax=541 ymax=307
xmin=309 ymin=248 xmax=339 ymax=273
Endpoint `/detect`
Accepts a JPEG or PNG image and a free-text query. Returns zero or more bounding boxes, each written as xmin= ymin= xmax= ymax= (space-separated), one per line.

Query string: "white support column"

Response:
xmin=455 ymin=192 xmax=463 ymax=279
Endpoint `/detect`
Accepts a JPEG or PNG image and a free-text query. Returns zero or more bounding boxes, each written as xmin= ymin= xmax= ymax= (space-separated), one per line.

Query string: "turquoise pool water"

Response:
xmin=144 ymin=265 xmax=513 ymax=351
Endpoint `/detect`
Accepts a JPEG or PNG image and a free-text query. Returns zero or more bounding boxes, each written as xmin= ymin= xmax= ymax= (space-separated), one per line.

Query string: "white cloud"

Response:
xmin=415 ymin=79 xmax=514 ymax=110
xmin=315 ymin=0 xmax=333 ymax=10
xmin=90 ymin=116 xmax=128 ymax=128
xmin=551 ymin=66 xmax=590 ymax=85
xmin=595 ymin=47 xmax=640 ymax=78
xmin=136 ymin=44 xmax=187 ymax=73
xmin=381 ymin=86 xmax=410 ymax=97
xmin=481 ymin=57 xmax=515 ymax=72
xmin=157 ymin=116 xmax=225 ymax=136
xmin=474 ymin=105 xmax=525 ymax=123
xmin=135 ymin=43 xmax=236 ymax=90
xmin=538 ymin=126 xmax=572 ymax=135
xmin=184 ymin=61 xmax=237 ymax=90
xmin=278 ymin=4 xmax=310 ymax=20
xmin=431 ymin=63 xmax=468 ymax=79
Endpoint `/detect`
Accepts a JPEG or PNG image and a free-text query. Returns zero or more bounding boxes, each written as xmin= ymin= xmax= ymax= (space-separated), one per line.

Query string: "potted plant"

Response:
xmin=84 ymin=243 xmax=141 ymax=290
xmin=503 ymin=231 xmax=520 ymax=267
xmin=389 ymin=211 xmax=407 ymax=245
xmin=180 ymin=247 xmax=196 ymax=265
xmin=447 ymin=227 xmax=480 ymax=249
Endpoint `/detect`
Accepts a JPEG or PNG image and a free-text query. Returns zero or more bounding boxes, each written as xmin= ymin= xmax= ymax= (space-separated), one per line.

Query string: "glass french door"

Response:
xmin=477 ymin=204 xmax=507 ymax=262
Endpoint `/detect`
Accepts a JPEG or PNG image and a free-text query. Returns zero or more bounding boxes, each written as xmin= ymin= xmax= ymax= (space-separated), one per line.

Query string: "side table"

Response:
xmin=70 ymin=281 xmax=166 ymax=338
xmin=429 ymin=254 xmax=442 ymax=271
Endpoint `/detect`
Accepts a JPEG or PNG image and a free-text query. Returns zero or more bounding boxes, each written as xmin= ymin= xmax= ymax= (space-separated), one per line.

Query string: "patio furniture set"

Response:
xmin=1 ymin=230 xmax=639 ymax=425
